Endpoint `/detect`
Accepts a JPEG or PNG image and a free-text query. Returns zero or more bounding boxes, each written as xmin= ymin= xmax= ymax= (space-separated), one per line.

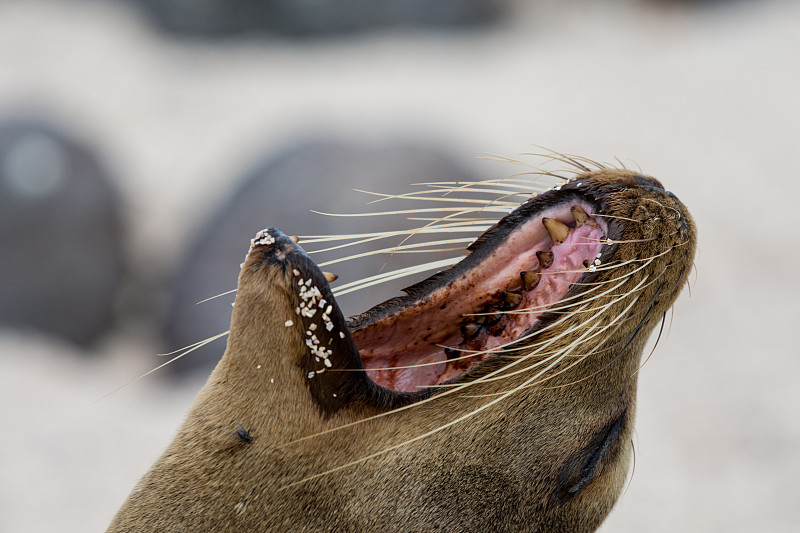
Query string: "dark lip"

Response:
xmin=247 ymin=229 xmax=408 ymax=412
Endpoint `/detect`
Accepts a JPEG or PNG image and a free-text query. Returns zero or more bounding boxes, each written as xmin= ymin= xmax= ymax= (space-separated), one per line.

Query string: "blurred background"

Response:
xmin=1 ymin=0 xmax=798 ymax=531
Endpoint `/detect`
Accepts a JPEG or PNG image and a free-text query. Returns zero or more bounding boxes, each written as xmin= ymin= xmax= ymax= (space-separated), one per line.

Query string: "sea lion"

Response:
xmin=108 ymin=166 xmax=696 ymax=532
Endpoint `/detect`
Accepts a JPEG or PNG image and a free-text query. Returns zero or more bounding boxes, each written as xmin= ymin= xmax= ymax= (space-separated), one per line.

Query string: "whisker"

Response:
xmin=195 ymin=288 xmax=238 ymax=305
xmin=94 ymin=330 xmax=229 ymax=403
xmin=359 ymin=182 xmax=534 ymax=200
xmin=300 ymin=220 xmax=493 ymax=245
xmin=631 ymin=311 xmax=667 ymax=377
xmin=317 ymin=238 xmax=475 ymax=267
xmin=331 ymin=258 xmax=461 ymax=297
xmin=310 ymin=206 xmax=514 ymax=218
xmin=641 ymin=197 xmax=684 ymax=219
xmin=407 ymin=217 xmax=496 ymax=223
xmin=481 ymin=286 xmax=659 ymax=396
xmin=356 ymin=189 xmax=520 ymax=207
xmin=462 ymin=276 xmax=650 ymax=387
xmin=421 ymin=185 xmax=543 ymax=196
xmin=592 ymin=213 xmax=643 ymax=224
xmin=522 ymin=149 xmax=591 ymax=173
xmin=278 ymin=344 xmax=570 ymax=490
xmin=413 ymin=178 xmax=554 ymax=192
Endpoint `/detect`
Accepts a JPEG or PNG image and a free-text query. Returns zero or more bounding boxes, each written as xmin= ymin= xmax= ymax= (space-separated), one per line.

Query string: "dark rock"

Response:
xmin=162 ymin=139 xmax=476 ymax=377
xmin=128 ymin=0 xmax=506 ymax=38
xmin=0 ymin=120 xmax=125 ymax=347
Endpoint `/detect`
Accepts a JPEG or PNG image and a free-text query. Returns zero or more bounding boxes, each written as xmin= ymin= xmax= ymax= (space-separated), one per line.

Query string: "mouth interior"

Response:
xmin=350 ymin=200 xmax=606 ymax=393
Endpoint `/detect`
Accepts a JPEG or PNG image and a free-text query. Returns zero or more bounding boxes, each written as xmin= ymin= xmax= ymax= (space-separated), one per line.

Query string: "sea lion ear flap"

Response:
xmin=238 ymin=229 xmax=384 ymax=417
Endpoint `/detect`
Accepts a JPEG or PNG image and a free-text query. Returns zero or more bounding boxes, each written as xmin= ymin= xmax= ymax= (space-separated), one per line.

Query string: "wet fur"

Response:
xmin=108 ymin=169 xmax=696 ymax=532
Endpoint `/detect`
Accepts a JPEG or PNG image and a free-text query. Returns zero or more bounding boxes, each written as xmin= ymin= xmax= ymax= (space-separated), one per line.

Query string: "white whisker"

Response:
xmin=331 ymin=258 xmax=462 ymax=297
xmin=317 ymin=238 xmax=474 ymax=268
xmin=311 ymin=206 xmax=514 ymax=218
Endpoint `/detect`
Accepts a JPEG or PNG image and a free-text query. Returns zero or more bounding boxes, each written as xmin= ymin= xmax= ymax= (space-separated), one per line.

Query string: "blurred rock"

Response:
xmin=129 ymin=0 xmax=505 ymax=38
xmin=162 ymin=139 xmax=474 ymax=377
xmin=0 ymin=119 xmax=125 ymax=347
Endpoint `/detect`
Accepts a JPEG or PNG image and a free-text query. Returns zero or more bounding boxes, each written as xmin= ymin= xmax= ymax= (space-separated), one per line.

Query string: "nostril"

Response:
xmin=633 ymin=176 xmax=664 ymax=191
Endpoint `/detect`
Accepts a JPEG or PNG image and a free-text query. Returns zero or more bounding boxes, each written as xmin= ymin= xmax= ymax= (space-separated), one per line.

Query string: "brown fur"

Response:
xmin=108 ymin=169 xmax=696 ymax=532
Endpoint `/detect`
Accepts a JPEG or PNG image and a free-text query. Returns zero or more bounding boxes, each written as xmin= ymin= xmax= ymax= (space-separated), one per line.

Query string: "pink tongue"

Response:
xmin=354 ymin=202 xmax=606 ymax=392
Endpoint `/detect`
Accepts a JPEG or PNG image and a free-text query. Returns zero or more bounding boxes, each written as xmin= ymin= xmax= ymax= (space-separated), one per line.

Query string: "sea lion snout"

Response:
xmin=238 ymin=226 xmax=399 ymax=418
xmin=242 ymin=227 xmax=299 ymax=270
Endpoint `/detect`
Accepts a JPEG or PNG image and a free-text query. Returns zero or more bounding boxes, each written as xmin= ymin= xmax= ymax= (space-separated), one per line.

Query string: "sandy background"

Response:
xmin=1 ymin=0 xmax=799 ymax=531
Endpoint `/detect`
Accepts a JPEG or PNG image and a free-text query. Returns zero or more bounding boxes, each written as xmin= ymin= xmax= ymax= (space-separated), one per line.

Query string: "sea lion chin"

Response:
xmin=108 ymin=168 xmax=696 ymax=532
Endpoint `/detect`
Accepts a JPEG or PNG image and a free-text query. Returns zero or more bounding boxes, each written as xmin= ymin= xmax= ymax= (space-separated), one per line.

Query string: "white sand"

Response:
xmin=1 ymin=0 xmax=798 ymax=531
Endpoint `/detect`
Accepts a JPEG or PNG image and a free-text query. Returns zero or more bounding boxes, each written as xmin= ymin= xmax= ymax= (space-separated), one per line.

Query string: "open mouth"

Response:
xmin=237 ymin=168 xmax=689 ymax=418
xmin=348 ymin=196 xmax=608 ymax=393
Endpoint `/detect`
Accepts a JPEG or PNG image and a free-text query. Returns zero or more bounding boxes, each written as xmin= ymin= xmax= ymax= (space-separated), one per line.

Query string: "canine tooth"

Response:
xmin=536 ymin=250 xmax=554 ymax=269
xmin=520 ymin=270 xmax=540 ymax=291
xmin=323 ymin=272 xmax=339 ymax=283
xmin=461 ymin=322 xmax=481 ymax=339
xmin=570 ymin=205 xmax=598 ymax=228
xmin=289 ymin=235 xmax=300 ymax=243
xmin=570 ymin=206 xmax=588 ymax=227
xmin=503 ymin=290 xmax=523 ymax=308
xmin=542 ymin=217 xmax=570 ymax=245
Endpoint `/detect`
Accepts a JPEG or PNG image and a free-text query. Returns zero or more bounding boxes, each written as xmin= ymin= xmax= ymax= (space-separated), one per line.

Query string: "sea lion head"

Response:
xmin=109 ymin=168 xmax=696 ymax=532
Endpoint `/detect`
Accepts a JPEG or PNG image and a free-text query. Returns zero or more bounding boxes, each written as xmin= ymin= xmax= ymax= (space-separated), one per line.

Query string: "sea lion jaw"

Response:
xmin=108 ymin=169 xmax=696 ymax=533
xmin=226 ymin=230 xmax=379 ymax=425
xmin=181 ymin=233 xmax=335 ymax=446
